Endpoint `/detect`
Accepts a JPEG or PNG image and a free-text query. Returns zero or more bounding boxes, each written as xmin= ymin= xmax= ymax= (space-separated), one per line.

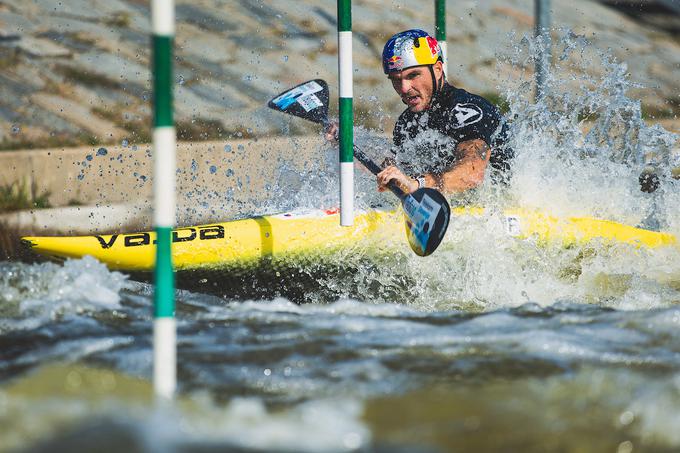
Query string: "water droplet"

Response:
xmin=85 ymin=154 xmax=93 ymax=161
xmin=343 ymin=433 xmax=362 ymax=450
xmin=77 ymin=173 xmax=85 ymax=180
xmin=619 ymin=411 xmax=635 ymax=426
xmin=97 ymin=147 xmax=108 ymax=156
xmin=224 ymin=144 xmax=232 ymax=152
xmin=11 ymin=124 xmax=20 ymax=134
xmin=226 ymin=169 xmax=234 ymax=177
xmin=209 ymin=165 xmax=217 ymax=174
xmin=263 ymin=368 xmax=271 ymax=376
xmin=617 ymin=441 xmax=633 ymax=453
xmin=121 ymin=139 xmax=129 ymax=147
xmin=177 ymin=75 xmax=185 ymax=85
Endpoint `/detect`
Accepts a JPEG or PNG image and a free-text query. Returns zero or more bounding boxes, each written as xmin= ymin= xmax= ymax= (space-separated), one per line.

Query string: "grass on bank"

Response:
xmin=0 ymin=180 xmax=51 ymax=213
xmin=0 ymin=132 xmax=100 ymax=152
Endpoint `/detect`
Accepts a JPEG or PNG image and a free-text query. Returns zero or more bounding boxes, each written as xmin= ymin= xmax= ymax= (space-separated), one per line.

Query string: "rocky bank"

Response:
xmin=0 ymin=0 xmax=678 ymax=149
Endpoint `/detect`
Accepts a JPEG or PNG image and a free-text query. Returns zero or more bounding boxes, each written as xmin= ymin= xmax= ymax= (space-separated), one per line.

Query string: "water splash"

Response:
xmin=268 ymin=31 xmax=680 ymax=310
xmin=497 ymin=31 xmax=679 ymax=225
xmin=0 ymin=257 xmax=127 ymax=331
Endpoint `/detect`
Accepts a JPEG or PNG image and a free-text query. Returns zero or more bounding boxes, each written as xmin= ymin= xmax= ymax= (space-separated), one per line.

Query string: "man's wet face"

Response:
xmin=388 ymin=66 xmax=433 ymax=112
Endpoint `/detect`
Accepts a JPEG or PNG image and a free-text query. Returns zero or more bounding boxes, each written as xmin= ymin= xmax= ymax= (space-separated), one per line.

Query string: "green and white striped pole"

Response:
xmin=337 ymin=0 xmax=354 ymax=226
xmin=151 ymin=0 xmax=176 ymax=400
xmin=435 ymin=0 xmax=448 ymax=79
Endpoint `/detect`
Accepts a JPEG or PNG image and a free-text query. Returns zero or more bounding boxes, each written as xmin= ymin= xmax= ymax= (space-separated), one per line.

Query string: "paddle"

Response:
xmin=268 ymin=79 xmax=450 ymax=256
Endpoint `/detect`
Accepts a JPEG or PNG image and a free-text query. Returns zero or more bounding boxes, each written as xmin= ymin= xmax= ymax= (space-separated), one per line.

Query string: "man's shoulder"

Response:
xmin=441 ymin=85 xmax=498 ymax=113
xmin=438 ymin=85 xmax=501 ymax=129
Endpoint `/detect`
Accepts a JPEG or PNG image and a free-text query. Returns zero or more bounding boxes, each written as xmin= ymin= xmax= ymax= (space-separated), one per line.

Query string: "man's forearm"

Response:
xmin=421 ymin=139 xmax=490 ymax=193
xmin=420 ymin=161 xmax=486 ymax=192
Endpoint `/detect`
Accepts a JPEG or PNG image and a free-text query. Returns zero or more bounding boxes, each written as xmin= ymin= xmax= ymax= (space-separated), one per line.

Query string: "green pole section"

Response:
xmin=339 ymin=97 xmax=353 ymax=162
xmin=153 ymin=227 xmax=174 ymax=317
xmin=153 ymin=36 xmax=174 ymax=128
xmin=338 ymin=0 xmax=351 ymax=36
xmin=435 ymin=0 xmax=446 ymax=42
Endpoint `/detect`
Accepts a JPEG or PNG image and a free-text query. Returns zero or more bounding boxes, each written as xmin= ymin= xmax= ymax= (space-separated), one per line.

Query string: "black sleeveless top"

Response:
xmin=391 ymin=83 xmax=513 ymax=179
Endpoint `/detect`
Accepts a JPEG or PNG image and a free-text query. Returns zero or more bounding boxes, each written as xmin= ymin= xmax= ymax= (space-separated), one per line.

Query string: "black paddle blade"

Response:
xmin=402 ymin=188 xmax=451 ymax=256
xmin=268 ymin=79 xmax=329 ymax=125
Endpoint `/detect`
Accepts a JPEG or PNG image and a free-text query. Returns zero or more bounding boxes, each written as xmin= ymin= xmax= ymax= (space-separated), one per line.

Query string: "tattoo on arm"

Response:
xmin=456 ymin=139 xmax=489 ymax=161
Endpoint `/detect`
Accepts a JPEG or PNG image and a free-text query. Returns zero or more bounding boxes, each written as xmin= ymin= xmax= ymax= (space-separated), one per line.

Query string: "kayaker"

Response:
xmin=328 ymin=29 xmax=512 ymax=195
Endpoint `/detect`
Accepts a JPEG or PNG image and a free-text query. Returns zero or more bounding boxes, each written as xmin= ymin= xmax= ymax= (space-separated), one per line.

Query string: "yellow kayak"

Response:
xmin=21 ymin=206 xmax=677 ymax=273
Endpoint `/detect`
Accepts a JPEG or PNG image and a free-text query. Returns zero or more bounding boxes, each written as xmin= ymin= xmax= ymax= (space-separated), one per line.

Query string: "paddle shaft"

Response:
xmin=321 ymin=119 xmax=407 ymax=200
xmin=353 ymin=145 xmax=407 ymax=200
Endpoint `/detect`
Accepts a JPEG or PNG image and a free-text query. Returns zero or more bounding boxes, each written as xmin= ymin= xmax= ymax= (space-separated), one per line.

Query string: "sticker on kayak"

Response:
xmin=271 ymin=81 xmax=323 ymax=111
xmin=505 ymin=216 xmax=521 ymax=236
xmin=93 ymin=225 xmax=225 ymax=249
xmin=403 ymin=193 xmax=441 ymax=250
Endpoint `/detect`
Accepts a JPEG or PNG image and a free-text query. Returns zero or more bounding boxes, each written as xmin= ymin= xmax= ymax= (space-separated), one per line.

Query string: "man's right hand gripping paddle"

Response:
xmin=268 ymin=79 xmax=450 ymax=256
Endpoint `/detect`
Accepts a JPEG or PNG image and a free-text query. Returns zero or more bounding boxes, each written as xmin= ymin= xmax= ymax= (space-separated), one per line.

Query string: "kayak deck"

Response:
xmin=21 ymin=207 xmax=677 ymax=275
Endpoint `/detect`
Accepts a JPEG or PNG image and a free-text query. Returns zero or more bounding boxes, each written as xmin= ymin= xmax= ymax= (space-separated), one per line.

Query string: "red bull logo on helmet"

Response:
xmin=387 ymin=55 xmax=403 ymax=71
xmin=426 ymin=36 xmax=439 ymax=57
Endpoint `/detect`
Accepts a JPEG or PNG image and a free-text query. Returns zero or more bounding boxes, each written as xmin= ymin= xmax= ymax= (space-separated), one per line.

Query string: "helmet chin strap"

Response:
xmin=428 ymin=64 xmax=445 ymax=105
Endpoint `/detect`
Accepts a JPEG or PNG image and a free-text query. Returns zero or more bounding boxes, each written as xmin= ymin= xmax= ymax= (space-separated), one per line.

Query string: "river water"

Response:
xmin=2 ymin=34 xmax=680 ymax=452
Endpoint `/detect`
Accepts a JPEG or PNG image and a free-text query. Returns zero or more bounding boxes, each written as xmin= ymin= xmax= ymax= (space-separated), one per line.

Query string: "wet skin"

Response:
xmin=388 ymin=64 xmax=441 ymax=113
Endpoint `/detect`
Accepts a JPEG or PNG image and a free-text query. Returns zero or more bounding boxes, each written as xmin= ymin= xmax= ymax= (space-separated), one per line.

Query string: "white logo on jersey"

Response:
xmin=452 ymin=103 xmax=483 ymax=128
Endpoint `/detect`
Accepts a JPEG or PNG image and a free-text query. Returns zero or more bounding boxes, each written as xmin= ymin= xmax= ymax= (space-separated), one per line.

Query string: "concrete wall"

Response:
xmin=0 ymin=135 xmax=326 ymax=233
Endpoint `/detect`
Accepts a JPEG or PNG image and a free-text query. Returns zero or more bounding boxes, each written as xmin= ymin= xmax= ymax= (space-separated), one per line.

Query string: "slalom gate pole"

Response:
xmin=151 ymin=0 xmax=176 ymax=400
xmin=435 ymin=0 xmax=448 ymax=79
xmin=534 ymin=0 xmax=551 ymax=100
xmin=337 ymin=0 xmax=354 ymax=226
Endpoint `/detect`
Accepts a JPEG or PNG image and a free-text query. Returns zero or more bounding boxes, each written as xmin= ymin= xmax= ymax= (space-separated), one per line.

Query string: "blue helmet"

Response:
xmin=382 ymin=29 xmax=443 ymax=74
